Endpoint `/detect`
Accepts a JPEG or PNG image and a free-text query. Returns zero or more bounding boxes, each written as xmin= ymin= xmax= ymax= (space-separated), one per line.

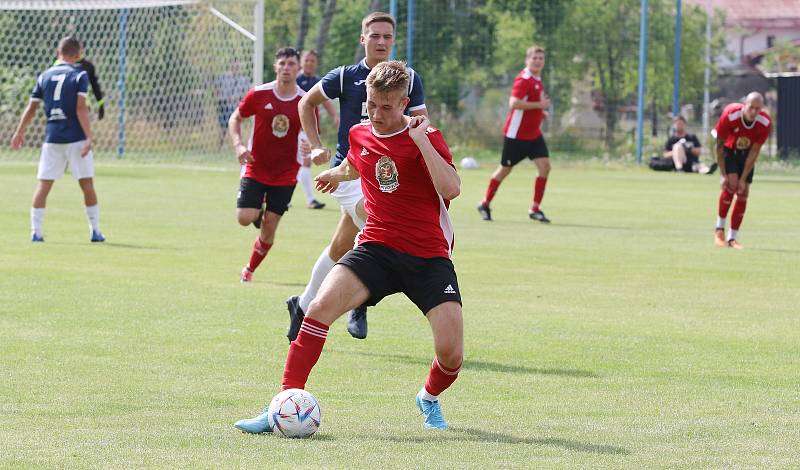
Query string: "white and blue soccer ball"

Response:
xmin=460 ymin=156 xmax=479 ymax=169
xmin=267 ymin=388 xmax=321 ymax=438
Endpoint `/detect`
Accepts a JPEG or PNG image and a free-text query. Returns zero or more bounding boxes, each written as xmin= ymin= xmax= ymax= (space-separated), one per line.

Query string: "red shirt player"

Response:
xmin=233 ymin=61 xmax=463 ymax=433
xmin=228 ymin=47 xmax=305 ymax=282
xmin=478 ymin=45 xmax=552 ymax=223
xmin=712 ymin=92 xmax=771 ymax=249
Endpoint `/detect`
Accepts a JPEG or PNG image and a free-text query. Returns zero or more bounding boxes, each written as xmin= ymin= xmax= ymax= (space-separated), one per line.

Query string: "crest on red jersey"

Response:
xmin=736 ymin=136 xmax=751 ymax=150
xmin=272 ymin=114 xmax=289 ymax=138
xmin=375 ymin=155 xmax=399 ymax=193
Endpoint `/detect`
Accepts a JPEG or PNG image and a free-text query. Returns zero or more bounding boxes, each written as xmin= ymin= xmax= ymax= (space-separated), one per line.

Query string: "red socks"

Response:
xmin=731 ymin=197 xmax=747 ymax=230
xmin=718 ymin=190 xmax=734 ymax=218
xmin=247 ymin=237 xmax=272 ymax=272
xmin=282 ymin=317 xmax=329 ymax=391
xmin=424 ymin=357 xmax=461 ymax=396
xmin=532 ymin=176 xmax=547 ymax=211
xmin=482 ymin=178 xmax=501 ymax=206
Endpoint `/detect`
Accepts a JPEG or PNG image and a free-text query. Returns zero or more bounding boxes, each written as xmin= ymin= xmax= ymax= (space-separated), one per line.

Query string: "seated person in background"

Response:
xmin=664 ymin=115 xmax=716 ymax=174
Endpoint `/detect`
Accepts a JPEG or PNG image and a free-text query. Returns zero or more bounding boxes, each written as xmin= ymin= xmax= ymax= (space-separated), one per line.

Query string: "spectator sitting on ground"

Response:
xmin=664 ymin=115 xmax=716 ymax=174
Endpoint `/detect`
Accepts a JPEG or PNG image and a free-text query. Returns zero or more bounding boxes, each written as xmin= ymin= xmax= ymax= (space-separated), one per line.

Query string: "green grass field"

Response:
xmin=1 ymin=160 xmax=799 ymax=468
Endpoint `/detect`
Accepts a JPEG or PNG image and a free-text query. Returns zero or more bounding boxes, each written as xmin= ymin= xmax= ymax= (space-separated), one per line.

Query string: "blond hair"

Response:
xmin=526 ymin=45 xmax=545 ymax=58
xmin=362 ymin=11 xmax=396 ymax=34
xmin=366 ymin=60 xmax=409 ymax=98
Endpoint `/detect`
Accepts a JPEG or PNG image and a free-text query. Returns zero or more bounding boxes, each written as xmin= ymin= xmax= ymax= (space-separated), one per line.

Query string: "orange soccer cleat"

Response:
xmin=714 ymin=229 xmax=726 ymax=247
xmin=727 ymin=239 xmax=743 ymax=250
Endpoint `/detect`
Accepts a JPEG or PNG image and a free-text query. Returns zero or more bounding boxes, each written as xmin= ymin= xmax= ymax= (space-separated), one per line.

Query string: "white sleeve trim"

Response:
xmin=339 ymin=66 xmax=344 ymax=95
xmin=30 ymin=97 xmax=42 ymax=102
xmin=77 ymin=92 xmax=88 ymax=97
xmin=318 ymin=81 xmax=332 ymax=100
xmin=408 ymin=104 xmax=427 ymax=112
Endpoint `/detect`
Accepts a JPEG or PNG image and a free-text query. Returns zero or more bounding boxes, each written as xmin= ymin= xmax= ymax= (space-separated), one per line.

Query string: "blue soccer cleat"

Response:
xmin=347 ymin=305 xmax=368 ymax=339
xmin=90 ymin=230 xmax=105 ymax=242
xmin=416 ymin=390 xmax=449 ymax=430
xmin=234 ymin=407 xmax=273 ymax=434
xmin=31 ymin=233 xmax=44 ymax=242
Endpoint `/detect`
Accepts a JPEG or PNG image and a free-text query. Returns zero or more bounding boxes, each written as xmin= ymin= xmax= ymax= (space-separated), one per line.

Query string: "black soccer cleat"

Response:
xmin=477 ymin=203 xmax=492 ymax=221
xmin=529 ymin=210 xmax=550 ymax=223
xmin=286 ymin=295 xmax=305 ymax=342
xmin=707 ymin=162 xmax=718 ymax=175
xmin=308 ymin=200 xmax=326 ymax=209
xmin=253 ymin=209 xmax=265 ymax=229
xmin=347 ymin=305 xmax=368 ymax=339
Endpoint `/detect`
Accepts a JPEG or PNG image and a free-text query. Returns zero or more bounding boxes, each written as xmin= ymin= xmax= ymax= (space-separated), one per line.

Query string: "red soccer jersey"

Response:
xmin=346 ymin=121 xmax=455 ymax=259
xmin=238 ymin=81 xmax=305 ymax=186
xmin=503 ymin=68 xmax=545 ymax=141
xmin=714 ymin=102 xmax=771 ymax=151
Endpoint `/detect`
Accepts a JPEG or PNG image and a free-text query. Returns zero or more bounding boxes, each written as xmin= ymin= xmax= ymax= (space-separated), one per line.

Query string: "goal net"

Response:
xmin=0 ymin=0 xmax=261 ymax=162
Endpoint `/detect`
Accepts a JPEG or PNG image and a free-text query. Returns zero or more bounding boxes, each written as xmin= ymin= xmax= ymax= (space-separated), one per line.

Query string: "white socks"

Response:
xmin=299 ymin=245 xmax=336 ymax=313
xmin=716 ymin=216 xmax=725 ymax=230
xmin=419 ymin=388 xmax=438 ymax=402
xmin=297 ymin=166 xmax=315 ymax=204
xmin=31 ymin=207 xmax=45 ymax=236
xmin=85 ymin=204 xmax=100 ymax=232
xmin=727 ymin=229 xmax=738 ymax=241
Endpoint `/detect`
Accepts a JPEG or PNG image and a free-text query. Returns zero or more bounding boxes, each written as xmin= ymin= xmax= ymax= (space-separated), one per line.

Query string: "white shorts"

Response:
xmin=37 ymin=141 xmax=94 ymax=180
xmin=297 ymin=130 xmax=308 ymax=165
xmin=334 ymin=178 xmax=365 ymax=229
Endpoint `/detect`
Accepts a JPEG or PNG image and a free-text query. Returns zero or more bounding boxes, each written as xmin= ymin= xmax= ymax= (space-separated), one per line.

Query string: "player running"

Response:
xmin=10 ymin=36 xmax=104 ymax=243
xmin=712 ymin=92 xmax=771 ymax=249
xmin=234 ymin=60 xmax=462 ymax=432
xmin=228 ymin=47 xmax=306 ymax=282
xmin=477 ymin=45 xmax=552 ymax=223
xmin=286 ymin=12 xmax=427 ymax=340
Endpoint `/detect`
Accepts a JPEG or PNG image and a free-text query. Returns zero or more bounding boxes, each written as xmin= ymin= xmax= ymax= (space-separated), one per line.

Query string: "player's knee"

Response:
xmin=236 ymin=214 xmax=253 ymax=226
xmin=306 ymin=297 xmax=338 ymax=325
xmin=437 ymin=350 xmax=463 ymax=371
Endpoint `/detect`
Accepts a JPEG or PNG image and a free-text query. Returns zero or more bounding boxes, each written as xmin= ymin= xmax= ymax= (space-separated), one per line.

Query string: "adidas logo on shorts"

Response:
xmin=444 ymin=284 xmax=457 ymax=294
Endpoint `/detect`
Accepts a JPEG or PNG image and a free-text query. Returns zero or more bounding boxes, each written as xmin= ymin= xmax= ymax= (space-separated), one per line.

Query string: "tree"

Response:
xmin=316 ymin=0 xmax=338 ymax=61
xmin=296 ymin=0 xmax=311 ymax=50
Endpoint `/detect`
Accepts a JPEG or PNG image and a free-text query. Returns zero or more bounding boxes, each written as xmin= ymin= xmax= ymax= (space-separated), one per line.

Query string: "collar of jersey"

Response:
xmin=360 ymin=58 xmax=372 ymax=70
xmin=740 ymin=113 xmax=756 ymax=130
xmin=371 ymin=121 xmax=409 ymax=138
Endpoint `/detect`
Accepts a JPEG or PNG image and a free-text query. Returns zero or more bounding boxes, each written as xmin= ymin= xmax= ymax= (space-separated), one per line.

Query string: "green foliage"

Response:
xmin=760 ymin=38 xmax=800 ymax=75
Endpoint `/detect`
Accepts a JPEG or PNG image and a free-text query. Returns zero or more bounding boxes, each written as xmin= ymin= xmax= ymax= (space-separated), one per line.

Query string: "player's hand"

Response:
xmin=10 ymin=132 xmax=24 ymax=149
xmin=235 ymin=144 xmax=254 ymax=165
xmin=539 ymin=94 xmax=551 ymax=109
xmin=737 ymin=179 xmax=747 ymax=195
xmin=314 ymin=169 xmax=339 ymax=193
xmin=310 ymin=147 xmax=331 ymax=165
xmin=80 ymin=139 xmax=92 ymax=157
xmin=542 ymin=110 xmax=550 ymax=121
xmin=408 ymin=115 xmax=431 ymax=142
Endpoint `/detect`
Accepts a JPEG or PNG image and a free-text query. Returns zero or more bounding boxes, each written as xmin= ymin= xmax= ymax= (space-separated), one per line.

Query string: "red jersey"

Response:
xmin=503 ymin=68 xmax=545 ymax=141
xmin=346 ymin=121 xmax=455 ymax=259
xmin=714 ymin=102 xmax=771 ymax=151
xmin=238 ymin=81 xmax=305 ymax=186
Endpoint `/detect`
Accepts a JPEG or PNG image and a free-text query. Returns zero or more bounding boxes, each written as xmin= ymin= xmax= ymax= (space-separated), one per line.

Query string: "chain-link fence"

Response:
xmin=0 ymin=0 xmax=783 ymax=163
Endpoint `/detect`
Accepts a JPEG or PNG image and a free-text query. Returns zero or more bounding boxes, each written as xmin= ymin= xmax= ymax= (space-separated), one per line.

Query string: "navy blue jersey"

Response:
xmin=319 ymin=59 xmax=425 ymax=166
xmin=31 ymin=63 xmax=89 ymax=144
xmin=296 ymin=73 xmax=321 ymax=92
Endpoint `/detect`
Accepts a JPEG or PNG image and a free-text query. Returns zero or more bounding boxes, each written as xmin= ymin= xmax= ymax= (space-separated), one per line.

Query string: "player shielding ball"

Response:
xmin=10 ymin=36 xmax=104 ymax=243
xmin=234 ymin=61 xmax=463 ymax=432
xmin=228 ymin=47 xmax=306 ymax=282
xmin=286 ymin=12 xmax=427 ymax=340
xmin=712 ymin=92 xmax=771 ymax=249
xmin=478 ymin=45 xmax=552 ymax=223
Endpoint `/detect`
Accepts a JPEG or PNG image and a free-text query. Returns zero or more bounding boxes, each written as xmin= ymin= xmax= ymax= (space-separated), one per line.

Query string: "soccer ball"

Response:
xmin=267 ymin=388 xmax=321 ymax=438
xmin=460 ymin=156 xmax=479 ymax=169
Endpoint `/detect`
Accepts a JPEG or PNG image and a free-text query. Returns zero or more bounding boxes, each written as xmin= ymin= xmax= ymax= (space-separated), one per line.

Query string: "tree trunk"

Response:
xmin=605 ymin=97 xmax=618 ymax=150
xmin=296 ymin=0 xmax=310 ymax=50
xmin=353 ymin=0 xmax=382 ymax=63
xmin=315 ymin=0 xmax=337 ymax=62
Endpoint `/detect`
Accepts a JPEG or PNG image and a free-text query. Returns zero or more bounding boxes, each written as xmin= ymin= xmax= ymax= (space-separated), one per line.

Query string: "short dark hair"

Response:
xmin=362 ymin=11 xmax=396 ymax=34
xmin=673 ymin=114 xmax=687 ymax=123
xmin=58 ymin=36 xmax=82 ymax=58
xmin=301 ymin=49 xmax=319 ymax=59
xmin=275 ymin=47 xmax=300 ymax=61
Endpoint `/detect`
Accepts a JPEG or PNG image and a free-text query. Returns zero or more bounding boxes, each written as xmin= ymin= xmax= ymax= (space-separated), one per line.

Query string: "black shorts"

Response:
xmin=236 ymin=177 xmax=295 ymax=216
xmin=723 ymin=147 xmax=754 ymax=184
xmin=337 ymin=242 xmax=462 ymax=315
xmin=501 ymin=136 xmax=549 ymax=167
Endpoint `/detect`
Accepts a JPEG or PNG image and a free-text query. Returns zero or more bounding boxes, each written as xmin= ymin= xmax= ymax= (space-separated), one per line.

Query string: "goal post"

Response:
xmin=0 ymin=0 xmax=264 ymax=161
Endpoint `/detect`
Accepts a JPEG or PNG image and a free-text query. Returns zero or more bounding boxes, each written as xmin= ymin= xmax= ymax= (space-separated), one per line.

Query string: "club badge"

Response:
xmin=375 ymin=155 xmax=399 ymax=193
xmin=736 ymin=136 xmax=751 ymax=150
xmin=272 ymin=114 xmax=290 ymax=138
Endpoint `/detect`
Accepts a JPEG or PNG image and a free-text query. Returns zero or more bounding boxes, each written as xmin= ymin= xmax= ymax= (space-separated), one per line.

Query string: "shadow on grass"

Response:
xmin=548 ymin=222 xmax=640 ymax=232
xmin=749 ymin=247 xmax=800 ymax=254
xmin=337 ymin=350 xmax=597 ymax=378
xmin=268 ymin=281 xmax=310 ymax=288
xmin=377 ymin=427 xmax=628 ymax=455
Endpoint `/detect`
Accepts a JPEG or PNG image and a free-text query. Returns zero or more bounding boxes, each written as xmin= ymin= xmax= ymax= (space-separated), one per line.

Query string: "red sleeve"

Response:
xmin=346 ymin=129 xmax=361 ymax=171
xmin=756 ymin=116 xmax=771 ymax=145
xmin=428 ymin=128 xmax=454 ymax=167
xmin=714 ymin=108 xmax=731 ymax=142
xmin=509 ymin=75 xmax=529 ymax=100
xmin=238 ymin=88 xmax=257 ymax=118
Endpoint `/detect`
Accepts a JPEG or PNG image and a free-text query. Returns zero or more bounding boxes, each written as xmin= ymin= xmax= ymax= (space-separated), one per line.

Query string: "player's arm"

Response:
xmin=409 ymin=116 xmax=460 ymax=200
xmin=739 ymin=143 xmax=762 ymax=188
xmin=10 ymin=99 xmax=40 ymax=149
xmin=228 ymin=108 xmax=254 ymax=165
xmin=76 ymin=95 xmax=93 ymax=157
xmin=321 ymin=100 xmax=339 ymax=127
xmin=509 ymin=95 xmax=550 ymax=110
xmin=299 ymin=84 xmax=330 ymax=165
xmin=314 ymin=156 xmax=360 ymax=193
